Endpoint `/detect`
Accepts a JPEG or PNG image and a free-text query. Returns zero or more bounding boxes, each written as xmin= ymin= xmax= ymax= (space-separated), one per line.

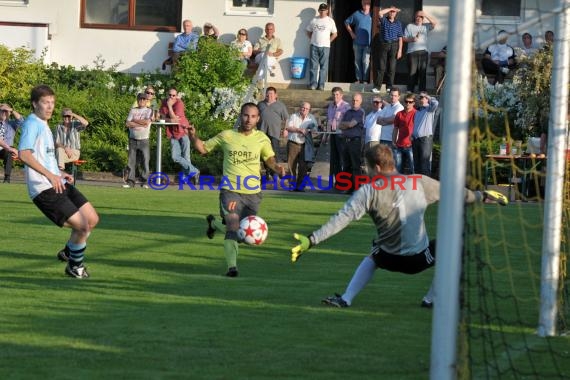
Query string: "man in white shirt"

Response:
xmin=363 ymin=96 xmax=384 ymax=151
xmin=376 ymin=88 xmax=404 ymax=150
xmin=285 ymin=102 xmax=317 ymax=191
xmin=306 ymin=3 xmax=338 ymax=91
xmin=481 ymin=30 xmax=517 ymax=84
xmin=403 ymin=10 xmax=437 ymax=92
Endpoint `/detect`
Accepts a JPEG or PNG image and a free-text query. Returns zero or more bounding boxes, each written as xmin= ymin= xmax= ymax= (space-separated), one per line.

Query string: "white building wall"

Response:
xmin=0 ymin=0 xmax=557 ymax=83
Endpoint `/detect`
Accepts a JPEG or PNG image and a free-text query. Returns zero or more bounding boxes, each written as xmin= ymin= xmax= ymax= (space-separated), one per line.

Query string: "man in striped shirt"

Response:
xmin=372 ymin=6 xmax=403 ymax=94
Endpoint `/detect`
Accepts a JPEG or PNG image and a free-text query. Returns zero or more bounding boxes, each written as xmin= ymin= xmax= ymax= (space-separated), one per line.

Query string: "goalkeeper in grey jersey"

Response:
xmin=291 ymin=144 xmax=507 ymax=308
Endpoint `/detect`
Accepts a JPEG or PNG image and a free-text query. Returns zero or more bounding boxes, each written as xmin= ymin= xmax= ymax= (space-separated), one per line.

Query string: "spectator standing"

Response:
xmin=285 ymin=101 xmax=317 ymax=191
xmin=363 ymin=96 xmax=384 ymax=151
xmin=339 ymin=92 xmax=365 ymax=193
xmin=372 ymin=6 xmax=403 ymax=94
xmin=159 ymin=88 xmax=200 ymax=182
xmin=54 ymin=108 xmax=89 ymax=171
xmin=433 ymin=46 xmax=447 ymax=92
xmin=253 ymin=23 xmax=284 ymax=77
xmin=306 ymin=3 xmax=338 ymax=91
xmin=123 ymin=93 xmax=152 ymax=188
xmin=403 ymin=10 xmax=437 ymax=92
xmin=18 ymin=85 xmax=99 ymax=278
xmin=412 ymin=92 xmax=439 ymax=176
xmin=188 ymin=103 xmax=285 ymax=277
xmin=326 ymin=87 xmax=351 ymax=185
xmin=345 ymin=0 xmax=373 ymax=84
xmin=171 ymin=19 xmax=199 ymax=65
xmin=481 ymin=30 xmax=517 ymax=84
xmin=520 ymin=33 xmax=538 ymax=58
xmin=392 ymin=93 xmax=416 ymax=174
xmin=377 ymin=88 xmax=404 ymax=149
xmin=132 ymin=85 xmax=159 ymax=111
xmin=231 ymin=28 xmax=253 ymax=65
xmin=0 ymin=103 xmax=23 ymax=183
xmin=257 ymin=87 xmax=289 ymax=177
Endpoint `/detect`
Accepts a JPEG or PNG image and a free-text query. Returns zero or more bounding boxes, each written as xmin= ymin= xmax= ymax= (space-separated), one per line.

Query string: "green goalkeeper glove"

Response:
xmin=291 ymin=233 xmax=313 ymax=263
xmin=483 ymin=190 xmax=509 ymax=206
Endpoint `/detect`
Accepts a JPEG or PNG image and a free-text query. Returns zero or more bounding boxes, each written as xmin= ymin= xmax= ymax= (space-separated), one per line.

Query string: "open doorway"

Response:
xmin=329 ymin=0 xmax=421 ymax=85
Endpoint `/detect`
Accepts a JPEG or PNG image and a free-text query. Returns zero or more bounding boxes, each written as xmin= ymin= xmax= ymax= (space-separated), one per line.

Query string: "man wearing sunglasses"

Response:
xmin=0 ymin=103 xmax=24 ymax=183
xmin=54 ymin=108 xmax=89 ymax=171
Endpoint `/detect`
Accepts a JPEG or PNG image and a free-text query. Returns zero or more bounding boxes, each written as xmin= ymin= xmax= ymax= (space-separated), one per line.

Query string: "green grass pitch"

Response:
xmin=0 ymin=183 xmax=566 ymax=379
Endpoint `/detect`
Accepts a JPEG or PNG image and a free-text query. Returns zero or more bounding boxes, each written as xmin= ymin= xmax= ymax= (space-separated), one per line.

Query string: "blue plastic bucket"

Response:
xmin=290 ymin=57 xmax=307 ymax=79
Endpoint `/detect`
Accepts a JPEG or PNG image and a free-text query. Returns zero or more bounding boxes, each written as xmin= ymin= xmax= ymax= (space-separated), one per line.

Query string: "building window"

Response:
xmin=226 ymin=0 xmax=273 ymax=16
xmin=0 ymin=0 xmax=28 ymax=6
xmin=81 ymin=0 xmax=182 ymax=32
xmin=479 ymin=0 xmax=521 ymax=23
xmin=232 ymin=0 xmax=269 ymax=7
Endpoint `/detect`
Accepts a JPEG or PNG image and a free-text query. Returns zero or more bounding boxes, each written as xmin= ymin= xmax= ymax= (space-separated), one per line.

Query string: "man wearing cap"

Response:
xmin=54 ymin=108 xmax=89 ymax=171
xmin=306 ymin=3 xmax=338 ymax=91
xmin=482 ymin=30 xmax=517 ymax=84
xmin=412 ymin=92 xmax=439 ymax=177
xmin=124 ymin=92 xmax=153 ymax=188
xmin=0 ymin=104 xmax=24 ymax=183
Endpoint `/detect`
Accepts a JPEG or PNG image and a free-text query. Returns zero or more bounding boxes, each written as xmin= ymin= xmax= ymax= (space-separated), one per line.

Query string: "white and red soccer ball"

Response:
xmin=238 ymin=215 xmax=268 ymax=245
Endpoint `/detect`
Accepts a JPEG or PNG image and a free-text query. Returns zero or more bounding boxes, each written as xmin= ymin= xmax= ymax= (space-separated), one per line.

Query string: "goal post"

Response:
xmin=538 ymin=0 xmax=570 ymax=337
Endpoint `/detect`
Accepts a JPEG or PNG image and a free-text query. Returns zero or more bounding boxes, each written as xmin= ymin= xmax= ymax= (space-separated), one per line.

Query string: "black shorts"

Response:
xmin=371 ymin=240 xmax=436 ymax=274
xmin=219 ymin=189 xmax=262 ymax=221
xmin=32 ymin=184 xmax=89 ymax=227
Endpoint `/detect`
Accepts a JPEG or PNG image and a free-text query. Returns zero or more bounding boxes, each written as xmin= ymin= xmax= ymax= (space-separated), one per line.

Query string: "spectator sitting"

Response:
xmin=163 ymin=19 xmax=199 ymax=69
xmin=253 ymin=22 xmax=284 ymax=78
xmin=519 ymin=32 xmax=538 ymax=58
xmin=54 ymin=108 xmax=89 ymax=171
xmin=230 ymin=28 xmax=253 ymax=65
xmin=543 ymin=30 xmax=554 ymax=50
xmin=433 ymin=45 xmax=446 ymax=92
xmin=200 ymin=22 xmax=220 ymax=41
xmin=481 ymin=30 xmax=517 ymax=84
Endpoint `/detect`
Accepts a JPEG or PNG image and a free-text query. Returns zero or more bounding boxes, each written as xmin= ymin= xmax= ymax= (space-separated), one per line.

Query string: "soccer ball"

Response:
xmin=238 ymin=215 xmax=268 ymax=246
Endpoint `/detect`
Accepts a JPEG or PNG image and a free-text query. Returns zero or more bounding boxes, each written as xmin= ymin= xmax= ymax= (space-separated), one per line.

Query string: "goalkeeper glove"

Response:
xmin=291 ymin=233 xmax=313 ymax=263
xmin=483 ymin=190 xmax=509 ymax=206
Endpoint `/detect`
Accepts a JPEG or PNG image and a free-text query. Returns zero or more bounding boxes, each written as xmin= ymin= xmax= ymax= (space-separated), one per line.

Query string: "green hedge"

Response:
xmin=1 ymin=42 xmax=249 ymax=175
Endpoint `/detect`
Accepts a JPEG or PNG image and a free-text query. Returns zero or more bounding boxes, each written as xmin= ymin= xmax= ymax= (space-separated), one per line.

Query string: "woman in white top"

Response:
xmin=230 ymin=28 xmax=253 ymax=65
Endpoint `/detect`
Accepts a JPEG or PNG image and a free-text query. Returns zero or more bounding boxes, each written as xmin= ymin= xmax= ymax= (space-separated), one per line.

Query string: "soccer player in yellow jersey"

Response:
xmin=188 ymin=103 xmax=285 ymax=277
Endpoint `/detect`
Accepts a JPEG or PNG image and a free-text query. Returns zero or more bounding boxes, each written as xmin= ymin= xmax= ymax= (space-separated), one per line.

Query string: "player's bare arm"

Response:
xmin=187 ymin=124 xmax=208 ymax=154
xmin=264 ymin=156 xmax=285 ymax=178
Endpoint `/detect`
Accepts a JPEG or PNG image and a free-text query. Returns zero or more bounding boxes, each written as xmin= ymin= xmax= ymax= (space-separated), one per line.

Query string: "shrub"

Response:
xmin=0 ymin=44 xmax=46 ymax=110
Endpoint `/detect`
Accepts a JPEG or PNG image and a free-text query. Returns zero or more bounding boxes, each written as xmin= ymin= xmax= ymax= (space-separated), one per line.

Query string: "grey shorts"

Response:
xmin=219 ymin=189 xmax=262 ymax=221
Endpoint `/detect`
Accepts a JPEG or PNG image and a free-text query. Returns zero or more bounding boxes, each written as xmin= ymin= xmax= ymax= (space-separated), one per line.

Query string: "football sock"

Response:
xmin=66 ymin=241 xmax=86 ymax=266
xmin=223 ymin=239 xmax=238 ymax=268
xmin=213 ymin=218 xmax=225 ymax=232
xmin=342 ymin=256 xmax=376 ymax=306
xmin=423 ymin=281 xmax=435 ymax=304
